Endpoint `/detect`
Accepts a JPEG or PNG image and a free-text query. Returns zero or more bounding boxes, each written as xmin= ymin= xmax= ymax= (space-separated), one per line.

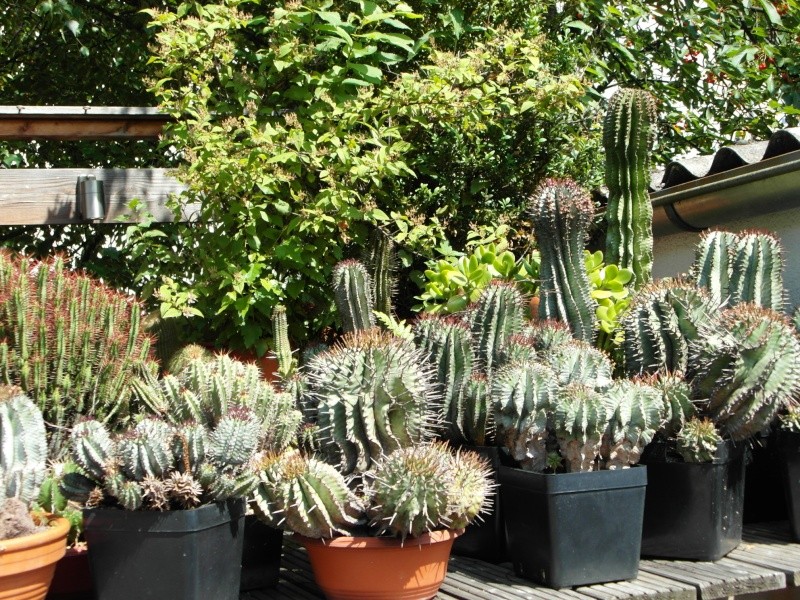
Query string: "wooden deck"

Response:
xmin=241 ymin=522 xmax=800 ymax=600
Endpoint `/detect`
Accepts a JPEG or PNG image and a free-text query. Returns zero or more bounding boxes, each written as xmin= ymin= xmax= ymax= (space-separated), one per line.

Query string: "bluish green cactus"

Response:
xmin=332 ymin=259 xmax=375 ymax=333
xmin=553 ymin=384 xmax=610 ymax=472
xmin=545 ymin=340 xmax=614 ymax=390
xmin=363 ymin=228 xmax=396 ymax=317
xmin=0 ymin=386 xmax=47 ymax=505
xmin=469 ymin=281 xmax=525 ymax=375
xmin=271 ymin=305 xmax=296 ymax=380
xmin=601 ymin=379 xmax=665 ymax=469
xmin=603 ymin=88 xmax=658 ymax=289
xmin=530 ymin=179 xmax=597 ymax=343
xmin=676 ymin=418 xmax=723 ymax=463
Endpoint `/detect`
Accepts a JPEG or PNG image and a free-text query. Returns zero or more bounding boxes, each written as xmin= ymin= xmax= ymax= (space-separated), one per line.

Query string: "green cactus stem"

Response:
xmin=648 ymin=373 xmax=696 ymax=438
xmin=603 ymin=88 xmax=658 ymax=289
xmin=689 ymin=304 xmax=800 ymax=441
xmin=677 ymin=418 xmax=723 ymax=463
xmin=553 ymin=384 xmax=610 ymax=472
xmin=332 ymin=259 xmax=375 ymax=333
xmin=601 ymin=379 xmax=664 ymax=469
xmin=0 ymin=386 xmax=47 ymax=505
xmin=530 ymin=179 xmax=598 ymax=343
xmin=469 ymin=281 xmax=525 ymax=375
xmin=545 ymin=340 xmax=613 ymax=390
xmin=271 ymin=305 xmax=296 ymax=380
xmin=446 ymin=449 xmax=494 ymax=529
xmin=304 ymin=329 xmax=437 ymax=475
xmin=463 ymin=375 xmax=492 ymax=446
xmin=363 ymin=228 xmax=396 ymax=317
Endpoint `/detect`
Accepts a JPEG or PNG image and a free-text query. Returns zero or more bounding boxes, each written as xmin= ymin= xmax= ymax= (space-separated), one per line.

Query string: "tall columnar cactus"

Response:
xmin=553 ymin=384 xmax=610 ymax=472
xmin=621 ymin=281 xmax=718 ymax=376
xmin=0 ymin=386 xmax=47 ymax=505
xmin=601 ymin=379 xmax=665 ymax=469
xmin=603 ymin=88 xmax=658 ymax=289
xmin=132 ymin=353 xmax=301 ymax=455
xmin=271 ymin=305 xmax=296 ymax=380
xmin=62 ymin=413 xmax=261 ymax=510
xmin=332 ymin=259 xmax=375 ymax=333
xmin=363 ymin=228 xmax=396 ymax=317
xmin=689 ymin=304 xmax=800 ymax=441
xmin=692 ymin=230 xmax=785 ymax=310
xmin=462 ymin=375 xmax=492 ymax=446
xmin=469 ymin=281 xmax=525 ymax=375
xmin=0 ymin=252 xmax=157 ymax=457
xmin=491 ymin=363 xmax=559 ymax=471
xmin=529 ymin=179 xmax=597 ymax=343
xmin=413 ymin=315 xmax=474 ymax=444
xmin=304 ymin=329 xmax=437 ymax=474
xmin=545 ymin=340 xmax=614 ymax=390
xmin=253 ymin=452 xmax=364 ymax=538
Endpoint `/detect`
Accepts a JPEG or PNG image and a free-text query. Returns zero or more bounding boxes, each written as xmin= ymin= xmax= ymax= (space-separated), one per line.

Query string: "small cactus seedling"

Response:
xmin=676 ymin=418 xmax=723 ymax=463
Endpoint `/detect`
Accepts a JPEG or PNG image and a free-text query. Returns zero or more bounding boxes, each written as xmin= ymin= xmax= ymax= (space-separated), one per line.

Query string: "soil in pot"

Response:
xmin=499 ymin=466 xmax=646 ymax=589
xmin=240 ymin=514 xmax=283 ymax=591
xmin=295 ymin=529 xmax=461 ymax=600
xmin=639 ymin=439 xmax=746 ymax=561
xmin=82 ymin=500 xmax=245 ymax=600
xmin=0 ymin=515 xmax=70 ymax=600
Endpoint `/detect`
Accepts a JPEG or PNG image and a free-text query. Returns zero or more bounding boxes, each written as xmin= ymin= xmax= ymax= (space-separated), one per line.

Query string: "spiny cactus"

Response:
xmin=491 ymin=362 xmax=559 ymax=471
xmin=463 ymin=375 xmax=492 ymax=446
xmin=793 ymin=306 xmax=800 ymax=334
xmin=0 ymin=386 xmax=47 ymax=505
xmin=648 ymin=372 xmax=695 ymax=438
xmin=603 ymin=88 xmax=657 ymax=289
xmin=133 ymin=353 xmax=301 ymax=454
xmin=367 ymin=443 xmax=492 ymax=540
xmin=333 ymin=259 xmax=375 ymax=333
xmin=62 ymin=414 xmax=261 ymax=510
xmin=0 ymin=252 xmax=157 ymax=457
xmin=271 ymin=305 xmax=296 ymax=380
xmin=499 ymin=334 xmax=538 ymax=366
xmin=553 ymin=384 xmax=610 ymax=473
xmin=524 ymin=320 xmax=574 ymax=353
xmin=529 ymin=179 xmax=597 ymax=343
xmin=676 ymin=418 xmax=723 ymax=463
xmin=692 ymin=230 xmax=785 ymax=310
xmin=689 ymin=304 xmax=800 ymax=441
xmin=304 ymin=329 xmax=438 ymax=474
xmin=166 ymin=343 xmax=214 ymax=374
xmin=545 ymin=340 xmax=614 ymax=390
xmin=621 ymin=281 xmax=718 ymax=376
xmin=413 ymin=315 xmax=474 ymax=444
xmin=254 ymin=452 xmax=364 ymax=538
xmin=601 ymin=379 xmax=665 ymax=469
xmin=469 ymin=281 xmax=525 ymax=375
xmin=363 ymin=228 xmax=396 ymax=317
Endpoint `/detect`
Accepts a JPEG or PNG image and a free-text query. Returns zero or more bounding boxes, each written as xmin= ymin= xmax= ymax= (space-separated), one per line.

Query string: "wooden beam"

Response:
xmin=0 ymin=106 xmax=169 ymax=140
xmin=0 ymin=168 xmax=195 ymax=225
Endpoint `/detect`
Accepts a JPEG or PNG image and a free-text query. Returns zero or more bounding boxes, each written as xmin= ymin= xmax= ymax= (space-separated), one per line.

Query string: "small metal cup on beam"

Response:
xmin=77 ymin=175 xmax=105 ymax=221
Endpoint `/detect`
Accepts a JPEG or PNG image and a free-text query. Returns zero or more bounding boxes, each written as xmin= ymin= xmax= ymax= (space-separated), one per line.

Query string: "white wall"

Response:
xmin=653 ymin=206 xmax=800 ymax=310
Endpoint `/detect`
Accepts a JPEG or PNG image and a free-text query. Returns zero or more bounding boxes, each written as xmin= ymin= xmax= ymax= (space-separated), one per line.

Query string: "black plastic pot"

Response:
xmin=451 ymin=446 xmax=507 ymax=563
xmin=83 ymin=499 xmax=246 ymax=600
xmin=240 ymin=514 xmax=283 ymax=591
xmin=777 ymin=430 xmax=800 ymax=541
xmin=639 ymin=440 xmax=746 ymax=561
xmin=499 ymin=466 xmax=647 ymax=589
xmin=744 ymin=432 xmax=787 ymax=524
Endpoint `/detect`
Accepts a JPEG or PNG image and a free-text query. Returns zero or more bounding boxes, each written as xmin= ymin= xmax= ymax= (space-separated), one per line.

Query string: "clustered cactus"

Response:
xmin=62 ymin=414 xmax=261 ymax=511
xmin=603 ymin=88 xmax=658 ymax=290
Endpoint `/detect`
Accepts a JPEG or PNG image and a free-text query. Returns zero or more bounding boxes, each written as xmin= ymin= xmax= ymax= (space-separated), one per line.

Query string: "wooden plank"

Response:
xmin=575 ymin=571 xmax=696 ymax=600
xmin=729 ymin=531 xmax=800 ymax=586
xmin=0 ymin=106 xmax=168 ymax=140
xmin=0 ymin=168 xmax=194 ymax=224
xmin=640 ymin=557 xmax=785 ymax=599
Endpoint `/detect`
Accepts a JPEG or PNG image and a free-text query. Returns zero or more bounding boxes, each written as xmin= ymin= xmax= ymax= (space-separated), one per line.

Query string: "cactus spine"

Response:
xmin=601 ymin=379 xmax=664 ymax=469
xmin=469 ymin=281 xmax=525 ymax=375
xmin=332 ymin=260 xmax=375 ymax=332
xmin=553 ymin=384 xmax=609 ymax=472
xmin=271 ymin=305 xmax=296 ymax=380
xmin=677 ymin=418 xmax=722 ymax=463
xmin=363 ymin=228 xmax=396 ymax=316
xmin=603 ymin=88 xmax=658 ymax=289
xmin=0 ymin=386 xmax=47 ymax=505
xmin=530 ymin=179 xmax=597 ymax=343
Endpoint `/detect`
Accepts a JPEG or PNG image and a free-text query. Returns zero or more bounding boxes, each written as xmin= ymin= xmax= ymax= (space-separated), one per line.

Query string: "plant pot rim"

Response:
xmin=0 ymin=514 xmax=70 ymax=553
xmin=293 ymin=528 xmax=463 ymax=549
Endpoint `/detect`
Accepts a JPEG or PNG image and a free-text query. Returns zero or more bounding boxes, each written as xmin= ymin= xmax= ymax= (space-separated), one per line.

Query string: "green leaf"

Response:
xmin=757 ymin=0 xmax=782 ymax=24
xmin=341 ymin=78 xmax=372 ymax=86
xmin=565 ymin=20 xmax=593 ymax=33
xmin=348 ymin=62 xmax=382 ymax=84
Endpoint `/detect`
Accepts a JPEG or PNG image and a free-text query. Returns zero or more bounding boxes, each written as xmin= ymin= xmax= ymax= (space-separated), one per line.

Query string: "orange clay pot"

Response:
xmin=295 ymin=529 xmax=462 ymax=600
xmin=228 ymin=351 xmax=280 ymax=384
xmin=0 ymin=516 xmax=69 ymax=600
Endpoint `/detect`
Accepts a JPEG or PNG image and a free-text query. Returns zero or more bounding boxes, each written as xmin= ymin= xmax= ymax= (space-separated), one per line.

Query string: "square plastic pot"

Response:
xmin=82 ymin=499 xmax=245 ymax=600
xmin=451 ymin=446 xmax=506 ymax=563
xmin=239 ymin=514 xmax=283 ymax=591
xmin=639 ymin=440 xmax=746 ymax=560
xmin=777 ymin=430 xmax=800 ymax=541
xmin=499 ymin=466 xmax=647 ymax=589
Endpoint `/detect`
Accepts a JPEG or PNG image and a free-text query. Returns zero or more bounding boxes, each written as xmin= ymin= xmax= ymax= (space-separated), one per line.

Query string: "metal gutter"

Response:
xmin=650 ymin=149 xmax=800 ymax=236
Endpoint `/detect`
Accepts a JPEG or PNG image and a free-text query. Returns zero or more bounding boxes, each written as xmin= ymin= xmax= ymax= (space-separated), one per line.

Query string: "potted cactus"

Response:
xmin=0 ymin=386 xmax=70 ymax=600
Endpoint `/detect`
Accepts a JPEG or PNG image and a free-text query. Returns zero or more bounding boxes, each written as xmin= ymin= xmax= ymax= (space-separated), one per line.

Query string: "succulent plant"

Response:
xmin=689 ymin=304 xmax=800 ymax=441
xmin=600 ymin=379 xmax=665 ymax=469
xmin=491 ymin=362 xmax=559 ymax=471
xmin=603 ymin=88 xmax=657 ymax=290
xmin=253 ymin=452 xmax=364 ymax=538
xmin=692 ymin=230 xmax=785 ymax=311
xmin=333 ymin=259 xmax=375 ymax=333
xmin=0 ymin=386 xmax=47 ymax=505
xmin=62 ymin=413 xmax=261 ymax=511
xmin=304 ymin=329 xmax=438 ymax=475
xmin=0 ymin=252 xmax=157 ymax=457
xmin=545 ymin=340 xmax=614 ymax=390
xmin=529 ymin=178 xmax=597 ymax=344
xmin=166 ymin=343 xmax=214 ymax=374
xmin=446 ymin=448 xmax=494 ymax=530
xmin=271 ymin=305 xmax=296 ymax=381
xmin=363 ymin=228 xmax=396 ymax=317
xmin=676 ymin=418 xmax=723 ymax=463
xmin=553 ymin=384 xmax=610 ymax=472
xmin=469 ymin=281 xmax=525 ymax=375
xmin=524 ymin=320 xmax=574 ymax=353
xmin=649 ymin=372 xmax=696 ymax=438
xmin=462 ymin=375 xmax=493 ymax=446
xmin=621 ymin=281 xmax=718 ymax=376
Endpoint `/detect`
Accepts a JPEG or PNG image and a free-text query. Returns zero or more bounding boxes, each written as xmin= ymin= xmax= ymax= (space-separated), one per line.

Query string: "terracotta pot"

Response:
xmin=295 ymin=529 xmax=462 ymax=600
xmin=0 ymin=516 xmax=69 ymax=600
xmin=528 ymin=296 xmax=540 ymax=320
xmin=228 ymin=350 xmax=280 ymax=384
xmin=46 ymin=545 xmax=93 ymax=600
